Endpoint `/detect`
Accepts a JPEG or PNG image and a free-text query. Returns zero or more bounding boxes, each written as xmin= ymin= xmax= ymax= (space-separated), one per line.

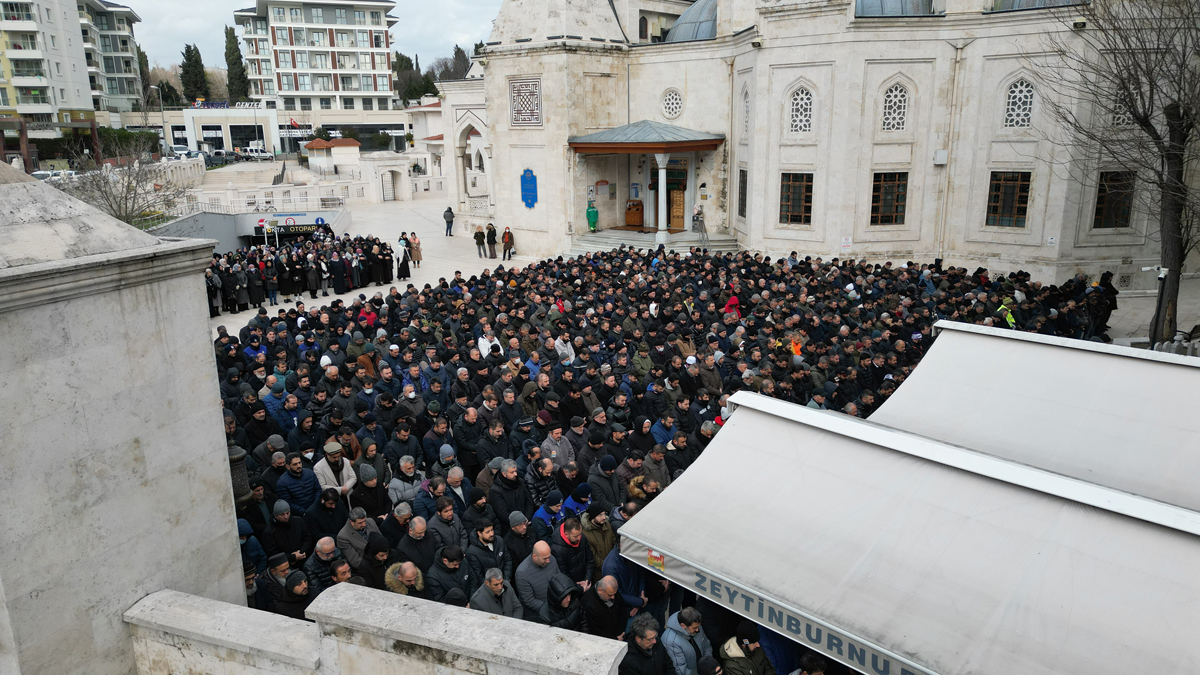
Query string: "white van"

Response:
xmin=243 ymin=147 xmax=273 ymax=161
xmin=170 ymin=144 xmax=190 ymax=157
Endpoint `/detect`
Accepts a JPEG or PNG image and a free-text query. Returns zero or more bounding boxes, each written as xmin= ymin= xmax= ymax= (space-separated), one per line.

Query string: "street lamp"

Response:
xmin=148 ymin=84 xmax=165 ymax=154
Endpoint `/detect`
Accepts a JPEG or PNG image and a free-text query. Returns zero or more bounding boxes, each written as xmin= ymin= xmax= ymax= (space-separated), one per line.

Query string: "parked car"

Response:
xmin=31 ymin=170 xmax=53 ymax=180
xmin=243 ymin=147 xmax=273 ymax=161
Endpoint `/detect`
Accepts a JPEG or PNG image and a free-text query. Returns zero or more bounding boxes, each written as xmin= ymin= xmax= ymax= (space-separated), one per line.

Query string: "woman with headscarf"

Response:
xmin=276 ymin=253 xmax=292 ymax=300
xmin=248 ymin=259 xmax=265 ymax=309
xmin=382 ymin=245 xmax=395 ymax=284
xmin=408 ymin=234 xmax=423 ymax=269
xmin=369 ymin=244 xmax=386 ymax=286
xmin=220 ymin=264 xmax=237 ymax=313
xmin=234 ymin=263 xmax=250 ymax=312
xmin=306 ymin=254 xmax=321 ymax=299
xmin=486 ymin=223 xmax=498 ymax=259
xmin=329 ymin=252 xmax=348 ymax=295
xmin=723 ymin=295 xmax=741 ymax=319
xmin=205 ymin=268 xmax=222 ymax=317
xmin=502 ymin=227 xmax=515 ymax=261
xmin=350 ymin=251 xmax=363 ymax=289
xmin=288 ymin=253 xmax=305 ymax=303
xmin=397 ymin=242 xmax=412 ymax=281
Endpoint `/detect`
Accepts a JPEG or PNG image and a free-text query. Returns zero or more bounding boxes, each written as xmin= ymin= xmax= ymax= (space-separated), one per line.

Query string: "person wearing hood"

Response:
xmin=588 ymin=455 xmax=626 ymax=514
xmin=414 ymin=476 xmax=448 ymax=521
xmin=355 ymin=531 xmax=400 ymax=590
xmin=629 ymin=416 xmax=657 ymax=454
xmin=549 ymin=517 xmax=594 ymax=589
xmin=470 ymin=567 xmax=523 ymax=618
xmin=663 ymin=607 xmax=714 ymax=675
xmin=719 ymin=622 xmax=774 ymax=675
xmin=531 ymin=490 xmax=565 ymax=543
xmin=238 ymin=518 xmax=268 ymax=575
xmin=304 ymin=488 xmax=349 ymax=541
xmin=425 ymin=544 xmax=471 ymax=602
xmin=620 ymin=614 xmax=672 ymax=675
xmin=348 ymin=463 xmax=389 ymax=519
xmin=489 ymin=460 xmax=535 ymax=536
xmin=465 ymin=518 xmax=510 ymax=591
xmin=428 ymin=495 xmax=469 ymax=551
xmin=540 ymin=572 xmax=586 ymax=630
xmin=384 ymin=560 xmax=428 ymax=598
xmin=301 ymin=536 xmax=344 ymax=596
xmin=273 ymin=570 xmax=313 ymax=621
xmin=263 ymin=500 xmax=314 ymax=566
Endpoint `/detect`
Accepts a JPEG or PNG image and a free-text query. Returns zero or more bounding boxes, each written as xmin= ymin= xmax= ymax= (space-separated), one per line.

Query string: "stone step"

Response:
xmin=568 ymin=230 xmax=740 ymax=257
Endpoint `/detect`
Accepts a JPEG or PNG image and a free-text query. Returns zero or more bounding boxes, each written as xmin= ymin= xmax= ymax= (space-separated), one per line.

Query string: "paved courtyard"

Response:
xmin=209 ymin=198 xmax=1199 ymax=343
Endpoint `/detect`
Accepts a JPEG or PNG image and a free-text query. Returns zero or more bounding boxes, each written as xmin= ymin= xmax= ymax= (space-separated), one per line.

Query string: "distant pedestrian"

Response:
xmin=502 ymin=227 xmax=515 ymax=260
xmin=474 ymin=226 xmax=487 ymax=258
xmin=486 ymin=223 xmax=498 ymax=259
xmin=444 ymin=207 xmax=455 ymax=236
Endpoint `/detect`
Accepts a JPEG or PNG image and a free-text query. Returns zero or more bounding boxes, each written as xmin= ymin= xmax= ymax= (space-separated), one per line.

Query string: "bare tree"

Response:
xmin=1029 ymin=0 xmax=1199 ymax=343
xmin=55 ymin=133 xmax=193 ymax=227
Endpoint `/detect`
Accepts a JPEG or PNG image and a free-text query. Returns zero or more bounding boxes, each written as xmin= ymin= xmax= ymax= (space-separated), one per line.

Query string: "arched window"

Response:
xmin=639 ymin=16 xmax=648 ymax=40
xmin=743 ymin=91 xmax=751 ymax=137
xmin=1004 ymin=78 xmax=1034 ymax=128
xmin=881 ymin=83 xmax=907 ymax=132
xmin=789 ymin=87 xmax=813 ymax=134
xmin=475 ymin=151 xmax=485 ymax=172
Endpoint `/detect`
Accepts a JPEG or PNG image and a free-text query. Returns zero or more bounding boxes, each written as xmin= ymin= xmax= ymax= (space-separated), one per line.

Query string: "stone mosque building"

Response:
xmin=438 ymin=0 xmax=1164 ymax=290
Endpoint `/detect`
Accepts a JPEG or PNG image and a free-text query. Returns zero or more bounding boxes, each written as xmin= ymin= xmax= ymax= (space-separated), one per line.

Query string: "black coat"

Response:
xmin=465 ymin=529 xmax=512 ymax=591
xmin=304 ymin=501 xmax=349 ymax=541
xmin=395 ymin=532 xmax=440 ymax=574
xmin=425 ymin=546 xmax=471 ymax=601
xmin=619 ymin=638 xmax=673 ymax=675
xmin=539 ymin=573 xmax=585 ymax=630
xmin=505 ymin=529 xmax=535 ymax=570
xmin=549 ymin=526 xmax=594 ymax=584
xmin=582 ymin=585 xmax=628 ymax=640
xmin=488 ymin=474 xmax=535 ymax=535
xmin=263 ymin=517 xmax=314 ymax=565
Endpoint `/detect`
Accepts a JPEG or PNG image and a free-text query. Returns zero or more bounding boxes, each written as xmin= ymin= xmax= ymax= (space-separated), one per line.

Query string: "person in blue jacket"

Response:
xmin=275 ymin=451 xmax=321 ymax=516
xmin=238 ymin=518 xmax=268 ymax=575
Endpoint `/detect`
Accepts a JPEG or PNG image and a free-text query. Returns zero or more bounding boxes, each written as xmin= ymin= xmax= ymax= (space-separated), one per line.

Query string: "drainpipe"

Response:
xmin=726 ymin=55 xmax=736 ymax=237
xmin=936 ymin=38 xmax=972 ymax=261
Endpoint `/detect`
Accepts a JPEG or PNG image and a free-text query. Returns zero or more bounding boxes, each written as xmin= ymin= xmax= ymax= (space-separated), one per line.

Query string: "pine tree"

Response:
xmin=224 ymin=27 xmax=249 ymax=102
xmin=179 ymin=44 xmax=210 ymax=102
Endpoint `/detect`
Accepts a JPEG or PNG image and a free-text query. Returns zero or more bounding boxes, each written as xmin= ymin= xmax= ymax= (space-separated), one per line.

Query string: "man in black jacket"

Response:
xmin=504 ymin=512 xmax=535 ymax=570
xmin=620 ymin=614 xmax=672 ymax=675
xmin=395 ymin=516 xmax=439 ymax=574
xmin=582 ymin=575 xmax=629 ymax=640
xmin=425 ymin=545 xmax=471 ymax=602
xmin=489 ymin=460 xmax=535 ymax=535
xmin=465 ymin=519 xmax=510 ymax=591
xmin=263 ymin=500 xmax=314 ymax=566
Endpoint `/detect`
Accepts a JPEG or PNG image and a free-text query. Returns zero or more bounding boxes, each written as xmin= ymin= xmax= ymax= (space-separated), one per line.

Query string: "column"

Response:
xmin=454 ymin=150 xmax=467 ymax=214
xmin=484 ymin=145 xmax=496 ymax=210
xmin=654 ymin=152 xmax=670 ymax=245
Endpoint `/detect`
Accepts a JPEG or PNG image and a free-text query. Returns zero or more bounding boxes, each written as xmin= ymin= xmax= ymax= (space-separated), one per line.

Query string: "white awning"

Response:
xmin=619 ymin=392 xmax=1200 ymax=675
xmin=870 ymin=321 xmax=1200 ymax=513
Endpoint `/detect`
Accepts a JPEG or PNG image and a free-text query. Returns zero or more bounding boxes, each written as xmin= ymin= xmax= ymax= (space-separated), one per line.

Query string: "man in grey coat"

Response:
xmin=469 ymin=567 xmax=523 ymax=619
xmin=335 ymin=507 xmax=381 ymax=569
xmin=428 ymin=495 xmax=469 ymax=551
xmin=514 ymin=541 xmax=558 ymax=621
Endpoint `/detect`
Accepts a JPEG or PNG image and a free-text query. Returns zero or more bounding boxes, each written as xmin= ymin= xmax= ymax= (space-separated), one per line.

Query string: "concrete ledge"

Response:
xmin=125 ymin=589 xmax=321 ymax=670
xmin=306 ymin=583 xmax=626 ymax=675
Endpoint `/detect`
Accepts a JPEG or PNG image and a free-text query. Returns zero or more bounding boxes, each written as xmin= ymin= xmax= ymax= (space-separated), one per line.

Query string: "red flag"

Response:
xmin=289 ymin=118 xmax=299 ymax=128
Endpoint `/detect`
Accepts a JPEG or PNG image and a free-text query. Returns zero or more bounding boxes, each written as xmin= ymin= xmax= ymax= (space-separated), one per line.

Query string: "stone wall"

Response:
xmin=0 ymin=238 xmax=245 ymax=675
xmin=125 ymin=585 xmax=627 ymax=675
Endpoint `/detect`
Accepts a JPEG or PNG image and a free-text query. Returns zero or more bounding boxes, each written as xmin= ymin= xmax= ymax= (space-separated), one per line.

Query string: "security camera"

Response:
xmin=1071 ymin=19 xmax=1086 ymax=29
xmin=750 ymin=39 xmax=763 ymax=48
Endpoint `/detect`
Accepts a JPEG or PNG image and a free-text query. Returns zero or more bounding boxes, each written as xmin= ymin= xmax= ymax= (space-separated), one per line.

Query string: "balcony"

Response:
xmin=0 ymin=15 xmax=37 ymax=31
xmin=11 ymin=71 xmax=46 ymax=87
xmin=6 ymin=46 xmax=42 ymax=60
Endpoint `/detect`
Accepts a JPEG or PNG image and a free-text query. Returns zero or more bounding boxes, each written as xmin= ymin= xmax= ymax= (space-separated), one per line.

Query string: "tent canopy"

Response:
xmin=619 ymin=391 xmax=1200 ymax=675
xmin=871 ymin=321 xmax=1200 ymax=513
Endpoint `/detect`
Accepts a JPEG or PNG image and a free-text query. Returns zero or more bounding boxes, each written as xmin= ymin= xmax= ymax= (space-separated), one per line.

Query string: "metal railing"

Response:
xmin=271 ymin=161 xmax=287 ymax=185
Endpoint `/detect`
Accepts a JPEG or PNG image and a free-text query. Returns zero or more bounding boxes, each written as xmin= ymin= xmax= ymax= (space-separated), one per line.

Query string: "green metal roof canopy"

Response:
xmin=568 ymin=120 xmax=725 ymax=154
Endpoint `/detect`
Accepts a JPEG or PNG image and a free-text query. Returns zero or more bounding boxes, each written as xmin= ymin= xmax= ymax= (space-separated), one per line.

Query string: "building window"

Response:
xmin=300 ymin=98 xmax=312 ymax=111
xmin=789 ymin=87 xmax=813 ymax=134
xmin=275 ymin=26 xmax=289 ymax=45
xmin=295 ymin=51 xmax=308 ymax=68
xmin=371 ymin=11 xmax=382 ymax=25
xmin=881 ymin=83 xmax=908 ymax=132
xmin=985 ymin=171 xmax=1031 ymax=227
xmin=357 ymin=30 xmax=369 ymax=47
xmin=335 ymin=8 xmax=346 ymax=23
xmin=780 ymin=173 xmax=814 ymax=225
xmin=738 ymin=169 xmax=748 ymax=218
xmin=362 ymin=97 xmax=373 ymax=110
xmin=378 ymin=97 xmax=389 ymax=110
xmin=310 ymin=8 xmax=322 ymax=22
xmin=870 ymin=172 xmax=907 ymax=225
xmin=294 ymin=29 xmax=306 ymax=46
xmin=320 ymin=97 xmax=332 ymax=109
xmin=354 ymin=10 xmax=366 ymax=24
xmin=277 ymin=51 xmax=291 ymax=68
xmin=283 ymin=98 xmax=295 ymax=111
xmin=662 ymin=88 xmax=683 ymax=119
xmin=1004 ymin=79 xmax=1034 ymax=128
xmin=289 ymin=7 xmax=301 ymax=22
xmin=279 ymin=76 xmax=293 ymax=91
xmin=343 ymin=97 xmax=354 ymax=109
xmin=297 ymin=74 xmax=310 ymax=91
xmin=311 ymin=53 xmax=328 ymax=69
xmin=263 ymin=81 xmax=275 ymax=95
xmin=639 ymin=16 xmax=648 ymax=39
xmin=1093 ymin=171 xmax=1135 ymax=229
xmin=272 ymin=6 xmax=285 ymax=22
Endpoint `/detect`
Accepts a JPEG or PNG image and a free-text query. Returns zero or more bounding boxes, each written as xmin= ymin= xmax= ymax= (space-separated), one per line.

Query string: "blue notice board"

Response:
xmin=521 ymin=169 xmax=538 ymax=209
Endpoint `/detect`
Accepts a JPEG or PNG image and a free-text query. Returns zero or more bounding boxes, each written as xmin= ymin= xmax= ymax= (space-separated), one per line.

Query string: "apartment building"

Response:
xmin=0 ymin=0 xmax=139 ymax=138
xmin=234 ymin=0 xmax=400 ymax=150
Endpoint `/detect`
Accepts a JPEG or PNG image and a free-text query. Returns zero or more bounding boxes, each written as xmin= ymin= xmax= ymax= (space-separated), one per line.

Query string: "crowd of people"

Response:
xmin=221 ymin=232 xmax=1120 ymax=675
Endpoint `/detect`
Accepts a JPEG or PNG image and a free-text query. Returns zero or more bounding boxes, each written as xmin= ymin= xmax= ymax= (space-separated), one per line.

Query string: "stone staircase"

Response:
xmin=567 ymin=228 xmax=740 ymax=257
xmin=200 ymin=164 xmax=283 ymax=189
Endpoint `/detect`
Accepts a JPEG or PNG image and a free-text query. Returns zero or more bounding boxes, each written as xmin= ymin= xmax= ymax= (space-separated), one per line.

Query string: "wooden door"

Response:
xmin=669 ymin=189 xmax=685 ymax=229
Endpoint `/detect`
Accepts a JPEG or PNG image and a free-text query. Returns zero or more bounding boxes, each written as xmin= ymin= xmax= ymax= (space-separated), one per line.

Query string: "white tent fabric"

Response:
xmin=870 ymin=321 xmax=1200 ymax=513
xmin=619 ymin=393 xmax=1200 ymax=675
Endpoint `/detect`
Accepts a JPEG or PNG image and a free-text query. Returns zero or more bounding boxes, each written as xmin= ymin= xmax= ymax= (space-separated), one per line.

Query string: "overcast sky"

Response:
xmin=136 ymin=0 xmax=503 ymax=72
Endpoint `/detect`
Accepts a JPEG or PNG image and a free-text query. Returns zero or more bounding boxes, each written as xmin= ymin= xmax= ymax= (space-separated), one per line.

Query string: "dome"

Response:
xmin=665 ymin=0 xmax=718 ymax=43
